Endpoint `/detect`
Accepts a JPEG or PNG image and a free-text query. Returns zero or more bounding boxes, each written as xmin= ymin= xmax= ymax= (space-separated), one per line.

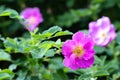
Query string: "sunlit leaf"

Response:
xmin=0 ymin=9 xmax=19 ymax=18
xmin=0 ymin=69 xmax=14 ymax=80
xmin=0 ymin=49 xmax=11 ymax=61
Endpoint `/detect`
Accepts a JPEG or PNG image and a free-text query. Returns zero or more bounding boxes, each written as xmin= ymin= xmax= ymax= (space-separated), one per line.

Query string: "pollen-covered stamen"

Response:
xmin=73 ymin=45 xmax=84 ymax=57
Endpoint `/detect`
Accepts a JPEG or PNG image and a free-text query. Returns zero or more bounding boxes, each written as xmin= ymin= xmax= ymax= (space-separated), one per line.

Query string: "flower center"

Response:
xmin=101 ymin=32 xmax=107 ymax=38
xmin=28 ymin=16 xmax=36 ymax=24
xmin=72 ymin=45 xmax=84 ymax=57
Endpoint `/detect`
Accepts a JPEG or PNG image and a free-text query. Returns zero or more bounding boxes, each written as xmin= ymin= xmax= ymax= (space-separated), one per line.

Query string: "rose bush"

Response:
xmin=0 ymin=0 xmax=120 ymax=80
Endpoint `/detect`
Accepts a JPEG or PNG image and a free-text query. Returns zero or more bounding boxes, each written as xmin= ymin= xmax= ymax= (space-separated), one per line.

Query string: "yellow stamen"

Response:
xmin=101 ymin=32 xmax=107 ymax=38
xmin=72 ymin=45 xmax=84 ymax=57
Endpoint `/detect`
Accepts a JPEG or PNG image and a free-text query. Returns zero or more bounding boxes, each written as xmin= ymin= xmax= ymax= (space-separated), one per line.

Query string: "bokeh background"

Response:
xmin=1 ymin=0 xmax=120 ymax=37
xmin=1 ymin=0 xmax=120 ymax=80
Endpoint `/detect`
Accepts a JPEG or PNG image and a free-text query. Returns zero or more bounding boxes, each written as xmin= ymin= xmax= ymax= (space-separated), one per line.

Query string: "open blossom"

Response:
xmin=20 ymin=7 xmax=43 ymax=31
xmin=62 ymin=32 xmax=95 ymax=70
xmin=89 ymin=16 xmax=117 ymax=46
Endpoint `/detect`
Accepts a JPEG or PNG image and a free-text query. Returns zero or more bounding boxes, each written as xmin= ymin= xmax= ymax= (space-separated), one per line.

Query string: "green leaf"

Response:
xmin=94 ymin=70 xmax=109 ymax=77
xmin=30 ymin=47 xmax=41 ymax=59
xmin=57 ymin=69 xmax=68 ymax=80
xmin=0 ymin=69 xmax=14 ymax=80
xmin=66 ymin=0 xmax=75 ymax=8
xmin=52 ymin=69 xmax=68 ymax=80
xmin=16 ymin=70 xmax=28 ymax=80
xmin=0 ymin=6 xmax=5 ymax=13
xmin=30 ymin=41 xmax=54 ymax=59
xmin=75 ymin=9 xmax=92 ymax=17
xmin=49 ymin=57 xmax=64 ymax=70
xmin=0 ymin=49 xmax=11 ymax=61
xmin=115 ymin=31 xmax=120 ymax=44
xmin=94 ymin=46 xmax=105 ymax=54
xmin=94 ymin=55 xmax=107 ymax=66
xmin=4 ymin=38 xmax=18 ymax=52
xmin=55 ymin=30 xmax=73 ymax=37
xmin=56 ymin=10 xmax=80 ymax=27
xmin=94 ymin=55 xmax=102 ymax=65
xmin=52 ymin=73 xmax=63 ymax=80
xmin=104 ymin=59 xmax=119 ymax=73
xmin=39 ymin=43 xmax=53 ymax=58
xmin=78 ymin=74 xmax=91 ymax=80
xmin=100 ymin=56 xmax=107 ymax=66
xmin=103 ymin=0 xmax=115 ymax=8
xmin=41 ymin=33 xmax=53 ymax=38
xmin=0 ymin=9 xmax=19 ymax=18
xmin=55 ymin=39 xmax=61 ymax=45
xmin=45 ymin=49 xmax=55 ymax=57
xmin=113 ymin=72 xmax=120 ymax=80
xmin=43 ymin=26 xmax=62 ymax=34
xmin=9 ymin=64 xmax=17 ymax=71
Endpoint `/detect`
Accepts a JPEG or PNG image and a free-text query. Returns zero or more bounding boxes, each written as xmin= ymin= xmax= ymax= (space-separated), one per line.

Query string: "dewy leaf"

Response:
xmin=0 ymin=8 xmax=19 ymax=18
xmin=0 ymin=69 xmax=14 ymax=80
xmin=0 ymin=49 xmax=11 ymax=61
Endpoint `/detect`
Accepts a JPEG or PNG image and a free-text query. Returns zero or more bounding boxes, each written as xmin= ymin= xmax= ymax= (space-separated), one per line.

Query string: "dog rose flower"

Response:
xmin=62 ymin=32 xmax=95 ymax=70
xmin=89 ymin=16 xmax=117 ymax=46
xmin=20 ymin=7 xmax=43 ymax=31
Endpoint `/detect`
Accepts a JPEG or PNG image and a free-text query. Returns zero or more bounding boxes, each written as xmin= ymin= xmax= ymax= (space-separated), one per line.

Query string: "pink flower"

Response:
xmin=20 ymin=7 xmax=43 ymax=31
xmin=89 ymin=16 xmax=117 ymax=46
xmin=62 ymin=32 xmax=95 ymax=70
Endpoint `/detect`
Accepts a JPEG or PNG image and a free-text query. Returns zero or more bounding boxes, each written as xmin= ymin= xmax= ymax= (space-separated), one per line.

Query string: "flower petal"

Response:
xmin=89 ymin=22 xmax=100 ymax=37
xmin=83 ymin=38 xmax=94 ymax=49
xmin=98 ymin=16 xmax=111 ymax=30
xmin=62 ymin=40 xmax=76 ymax=57
xmin=82 ymin=49 xmax=95 ymax=60
xmin=109 ymin=25 xmax=117 ymax=40
xmin=76 ymin=57 xmax=94 ymax=68
xmin=63 ymin=54 xmax=79 ymax=70
xmin=72 ymin=31 xmax=86 ymax=44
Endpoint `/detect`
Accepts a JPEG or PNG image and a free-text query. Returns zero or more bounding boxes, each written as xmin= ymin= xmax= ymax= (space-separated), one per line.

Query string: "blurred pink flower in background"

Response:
xmin=62 ymin=32 xmax=95 ymax=70
xmin=20 ymin=7 xmax=43 ymax=31
xmin=89 ymin=16 xmax=117 ymax=46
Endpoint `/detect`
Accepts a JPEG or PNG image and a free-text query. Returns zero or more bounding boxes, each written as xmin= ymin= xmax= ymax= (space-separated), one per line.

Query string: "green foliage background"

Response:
xmin=0 ymin=0 xmax=120 ymax=80
xmin=0 ymin=0 xmax=120 ymax=37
